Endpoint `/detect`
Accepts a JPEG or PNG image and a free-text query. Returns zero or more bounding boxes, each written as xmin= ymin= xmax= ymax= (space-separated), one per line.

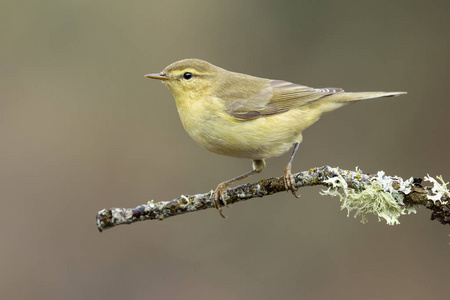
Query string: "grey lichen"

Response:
xmin=424 ymin=175 xmax=449 ymax=204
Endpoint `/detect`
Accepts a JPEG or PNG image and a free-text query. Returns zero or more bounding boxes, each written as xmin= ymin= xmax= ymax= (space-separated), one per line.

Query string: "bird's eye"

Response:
xmin=183 ymin=72 xmax=193 ymax=80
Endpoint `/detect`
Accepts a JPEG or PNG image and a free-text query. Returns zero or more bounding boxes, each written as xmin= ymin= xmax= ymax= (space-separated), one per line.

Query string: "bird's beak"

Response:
xmin=145 ymin=72 xmax=170 ymax=81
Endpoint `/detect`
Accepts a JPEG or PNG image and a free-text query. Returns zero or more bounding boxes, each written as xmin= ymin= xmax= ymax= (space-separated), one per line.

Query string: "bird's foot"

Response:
xmin=213 ymin=182 xmax=230 ymax=218
xmin=284 ymin=163 xmax=300 ymax=198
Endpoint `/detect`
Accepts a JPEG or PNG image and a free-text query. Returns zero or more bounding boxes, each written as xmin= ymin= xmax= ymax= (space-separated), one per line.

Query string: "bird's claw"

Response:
xmin=284 ymin=164 xmax=300 ymax=198
xmin=213 ymin=183 xmax=229 ymax=218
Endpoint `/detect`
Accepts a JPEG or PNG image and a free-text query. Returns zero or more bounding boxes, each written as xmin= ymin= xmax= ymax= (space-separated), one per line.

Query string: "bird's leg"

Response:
xmin=284 ymin=142 xmax=301 ymax=198
xmin=214 ymin=159 xmax=266 ymax=218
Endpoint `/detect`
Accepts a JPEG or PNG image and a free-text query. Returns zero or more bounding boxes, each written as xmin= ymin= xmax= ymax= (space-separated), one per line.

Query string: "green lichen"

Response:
xmin=320 ymin=172 xmax=410 ymax=225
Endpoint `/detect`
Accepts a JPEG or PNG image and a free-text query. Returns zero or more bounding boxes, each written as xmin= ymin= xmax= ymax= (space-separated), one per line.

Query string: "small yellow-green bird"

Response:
xmin=145 ymin=59 xmax=406 ymax=217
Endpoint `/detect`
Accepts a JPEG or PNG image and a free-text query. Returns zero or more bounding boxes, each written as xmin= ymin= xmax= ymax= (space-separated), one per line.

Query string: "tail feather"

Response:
xmin=318 ymin=91 xmax=406 ymax=115
xmin=333 ymin=91 xmax=407 ymax=102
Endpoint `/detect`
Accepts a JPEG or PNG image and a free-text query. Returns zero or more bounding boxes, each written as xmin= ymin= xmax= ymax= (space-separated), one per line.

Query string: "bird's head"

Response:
xmin=145 ymin=58 xmax=223 ymax=101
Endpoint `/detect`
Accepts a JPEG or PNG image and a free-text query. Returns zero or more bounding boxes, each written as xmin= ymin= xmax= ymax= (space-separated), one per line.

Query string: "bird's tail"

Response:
xmin=334 ymin=91 xmax=407 ymax=102
xmin=318 ymin=91 xmax=406 ymax=114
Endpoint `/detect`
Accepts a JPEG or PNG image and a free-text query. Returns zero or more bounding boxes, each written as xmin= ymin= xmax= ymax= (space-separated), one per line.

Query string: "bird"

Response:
xmin=145 ymin=58 xmax=406 ymax=217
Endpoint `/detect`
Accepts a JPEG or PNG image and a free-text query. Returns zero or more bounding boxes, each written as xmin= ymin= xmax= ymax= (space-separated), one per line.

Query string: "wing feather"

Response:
xmin=226 ymin=80 xmax=344 ymax=120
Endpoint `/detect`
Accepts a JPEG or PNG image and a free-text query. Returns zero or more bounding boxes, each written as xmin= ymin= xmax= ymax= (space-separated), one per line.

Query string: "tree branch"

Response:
xmin=96 ymin=166 xmax=450 ymax=232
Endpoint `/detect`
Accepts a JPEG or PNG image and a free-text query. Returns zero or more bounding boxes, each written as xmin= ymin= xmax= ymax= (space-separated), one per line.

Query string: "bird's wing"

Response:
xmin=226 ymin=80 xmax=344 ymax=120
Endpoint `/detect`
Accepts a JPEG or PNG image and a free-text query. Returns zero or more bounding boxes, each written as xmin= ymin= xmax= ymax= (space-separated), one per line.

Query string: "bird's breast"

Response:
xmin=174 ymin=95 xmax=314 ymax=160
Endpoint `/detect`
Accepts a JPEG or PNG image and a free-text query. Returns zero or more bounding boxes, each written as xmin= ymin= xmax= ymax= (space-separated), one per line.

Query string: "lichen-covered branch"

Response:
xmin=96 ymin=166 xmax=450 ymax=232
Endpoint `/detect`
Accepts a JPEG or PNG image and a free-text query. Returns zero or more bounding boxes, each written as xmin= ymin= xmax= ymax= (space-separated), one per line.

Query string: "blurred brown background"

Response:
xmin=1 ymin=1 xmax=449 ymax=299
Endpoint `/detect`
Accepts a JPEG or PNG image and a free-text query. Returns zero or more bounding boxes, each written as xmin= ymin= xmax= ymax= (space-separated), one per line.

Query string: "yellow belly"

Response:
xmin=176 ymin=96 xmax=321 ymax=160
